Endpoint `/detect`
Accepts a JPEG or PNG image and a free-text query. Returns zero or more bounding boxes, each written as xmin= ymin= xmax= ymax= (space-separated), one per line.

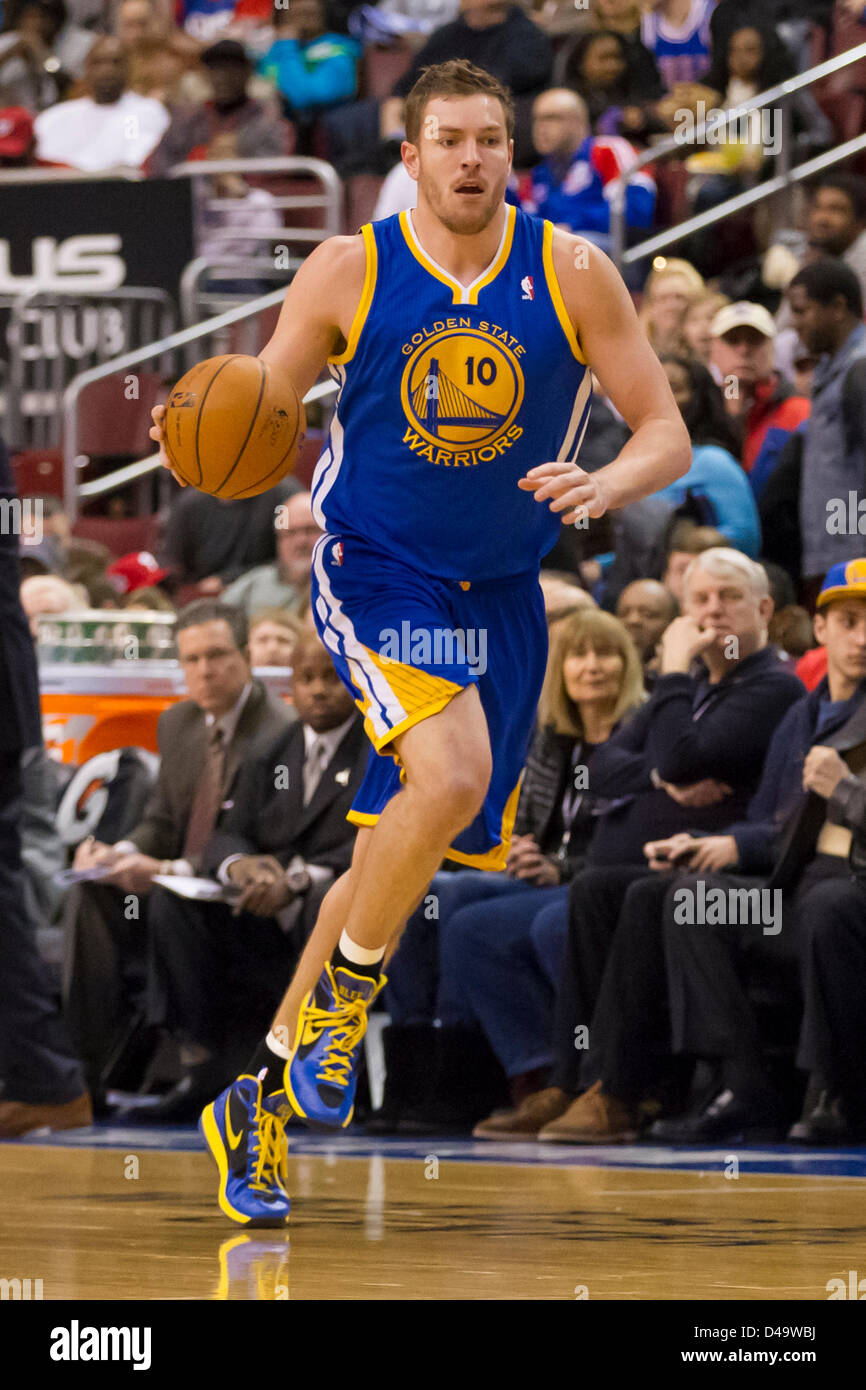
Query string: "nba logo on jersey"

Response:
xmin=521 ymin=275 xmax=534 ymax=300
xmin=332 ymin=541 xmax=344 ymax=565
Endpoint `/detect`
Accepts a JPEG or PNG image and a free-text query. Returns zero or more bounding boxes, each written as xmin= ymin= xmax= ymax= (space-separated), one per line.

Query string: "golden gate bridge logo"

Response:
xmin=400 ymin=327 xmax=524 ymax=453
xmin=411 ymin=358 xmax=506 ymax=433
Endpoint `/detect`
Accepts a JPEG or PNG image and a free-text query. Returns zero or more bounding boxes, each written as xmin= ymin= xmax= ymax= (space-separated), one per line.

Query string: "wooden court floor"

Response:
xmin=2 ymin=1138 xmax=865 ymax=1300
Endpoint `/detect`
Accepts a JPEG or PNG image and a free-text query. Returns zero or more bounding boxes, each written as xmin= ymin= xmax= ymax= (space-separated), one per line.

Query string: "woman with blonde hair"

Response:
xmin=368 ymin=609 xmax=646 ymax=1135
xmin=682 ymin=289 xmax=729 ymax=365
xmin=639 ymin=257 xmax=705 ymax=355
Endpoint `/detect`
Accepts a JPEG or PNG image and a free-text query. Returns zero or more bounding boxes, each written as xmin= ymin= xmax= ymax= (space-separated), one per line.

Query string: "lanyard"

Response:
xmin=556 ymin=743 xmax=586 ymax=862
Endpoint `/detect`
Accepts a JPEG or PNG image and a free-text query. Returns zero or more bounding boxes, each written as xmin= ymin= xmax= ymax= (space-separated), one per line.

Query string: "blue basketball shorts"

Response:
xmin=310 ymin=531 xmax=548 ymax=869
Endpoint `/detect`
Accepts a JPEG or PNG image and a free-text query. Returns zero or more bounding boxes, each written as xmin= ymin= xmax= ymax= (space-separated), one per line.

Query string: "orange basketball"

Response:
xmin=164 ymin=355 xmax=305 ymax=499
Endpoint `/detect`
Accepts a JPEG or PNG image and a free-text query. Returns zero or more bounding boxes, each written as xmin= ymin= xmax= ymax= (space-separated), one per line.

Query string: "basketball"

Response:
xmin=163 ymin=354 xmax=305 ymax=499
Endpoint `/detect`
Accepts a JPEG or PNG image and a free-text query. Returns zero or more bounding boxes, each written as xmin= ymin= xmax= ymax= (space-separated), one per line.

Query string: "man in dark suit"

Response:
xmin=0 ymin=437 xmax=91 ymax=1137
xmin=63 ymin=599 xmax=292 ymax=1105
xmin=143 ymin=631 xmax=368 ymax=1120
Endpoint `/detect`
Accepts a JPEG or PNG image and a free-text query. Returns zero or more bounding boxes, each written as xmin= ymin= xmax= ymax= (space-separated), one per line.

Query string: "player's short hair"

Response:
xmin=404 ymin=59 xmax=515 ymax=146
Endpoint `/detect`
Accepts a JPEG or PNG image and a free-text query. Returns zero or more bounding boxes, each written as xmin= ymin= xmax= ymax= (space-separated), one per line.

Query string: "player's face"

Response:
xmin=409 ymin=95 xmax=512 ymax=236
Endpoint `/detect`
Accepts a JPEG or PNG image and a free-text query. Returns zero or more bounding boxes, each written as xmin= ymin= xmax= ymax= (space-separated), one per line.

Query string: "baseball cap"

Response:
xmin=201 ymin=39 xmax=251 ymax=67
xmin=107 ymin=551 xmax=170 ymax=595
xmin=711 ymin=301 xmax=777 ymax=340
xmin=816 ymin=558 xmax=866 ymax=609
xmin=0 ymin=107 xmax=34 ymax=158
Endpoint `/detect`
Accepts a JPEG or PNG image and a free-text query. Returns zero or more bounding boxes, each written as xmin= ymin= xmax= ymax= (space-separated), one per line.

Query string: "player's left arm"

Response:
xmin=518 ymin=231 xmax=690 ymax=523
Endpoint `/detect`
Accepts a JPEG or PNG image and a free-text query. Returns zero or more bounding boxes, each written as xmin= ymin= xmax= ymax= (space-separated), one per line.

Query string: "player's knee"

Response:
xmin=424 ymin=756 xmax=491 ymax=830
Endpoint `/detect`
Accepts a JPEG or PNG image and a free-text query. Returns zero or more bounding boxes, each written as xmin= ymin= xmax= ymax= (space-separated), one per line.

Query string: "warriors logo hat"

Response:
xmin=816 ymin=559 xmax=866 ymax=609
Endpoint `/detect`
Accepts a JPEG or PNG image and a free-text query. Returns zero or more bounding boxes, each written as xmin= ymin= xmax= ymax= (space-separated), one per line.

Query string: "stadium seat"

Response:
xmin=293 ymin=429 xmax=324 ymax=488
xmin=73 ymin=372 xmax=165 ymax=463
xmin=345 ymin=174 xmax=385 ymax=231
xmin=252 ymin=174 xmax=333 ymax=233
xmin=653 ymin=161 xmax=690 ymax=234
xmin=223 ymin=303 xmax=282 ymax=357
xmin=814 ymin=91 xmax=866 ymax=146
xmin=11 ymin=448 xmax=64 ymax=500
xmin=71 ymin=514 xmax=161 ymax=559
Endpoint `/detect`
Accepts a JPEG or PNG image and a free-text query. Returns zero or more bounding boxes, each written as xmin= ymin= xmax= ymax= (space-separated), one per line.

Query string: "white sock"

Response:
xmin=265 ymin=1029 xmax=291 ymax=1061
xmin=338 ymin=929 xmax=385 ymax=966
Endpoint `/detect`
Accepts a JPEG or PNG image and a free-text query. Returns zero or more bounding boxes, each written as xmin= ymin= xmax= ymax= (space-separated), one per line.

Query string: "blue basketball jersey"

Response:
xmin=311 ymin=203 xmax=592 ymax=582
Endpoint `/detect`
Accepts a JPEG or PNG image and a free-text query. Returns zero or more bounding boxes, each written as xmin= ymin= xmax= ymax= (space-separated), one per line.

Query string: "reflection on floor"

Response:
xmin=2 ymin=1126 xmax=864 ymax=1299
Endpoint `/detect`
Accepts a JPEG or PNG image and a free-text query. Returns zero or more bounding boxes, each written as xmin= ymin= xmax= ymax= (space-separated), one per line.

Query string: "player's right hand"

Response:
xmin=149 ymin=404 xmax=187 ymax=487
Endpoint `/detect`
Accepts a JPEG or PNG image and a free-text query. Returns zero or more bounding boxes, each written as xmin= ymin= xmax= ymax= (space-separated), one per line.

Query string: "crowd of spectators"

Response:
xmin=4 ymin=0 xmax=866 ymax=1146
xmin=0 ymin=0 xmax=863 ymax=248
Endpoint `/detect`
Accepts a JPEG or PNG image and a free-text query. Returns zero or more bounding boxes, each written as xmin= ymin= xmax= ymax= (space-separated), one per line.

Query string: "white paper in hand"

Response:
xmin=151 ymin=875 xmax=241 ymax=902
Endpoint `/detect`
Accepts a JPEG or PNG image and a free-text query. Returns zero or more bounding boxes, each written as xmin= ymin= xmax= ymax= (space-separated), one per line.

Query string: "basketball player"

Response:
xmin=151 ymin=59 xmax=690 ymax=1225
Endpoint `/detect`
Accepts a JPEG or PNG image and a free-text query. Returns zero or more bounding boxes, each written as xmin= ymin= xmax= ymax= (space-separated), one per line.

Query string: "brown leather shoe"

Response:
xmin=0 ymin=1091 xmax=93 ymax=1138
xmin=537 ymin=1080 xmax=637 ymax=1144
xmin=473 ymin=1087 xmax=572 ymax=1139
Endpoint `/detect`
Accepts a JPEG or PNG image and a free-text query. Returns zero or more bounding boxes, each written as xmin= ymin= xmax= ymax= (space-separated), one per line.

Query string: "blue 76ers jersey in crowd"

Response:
xmin=311 ymin=202 xmax=592 ymax=582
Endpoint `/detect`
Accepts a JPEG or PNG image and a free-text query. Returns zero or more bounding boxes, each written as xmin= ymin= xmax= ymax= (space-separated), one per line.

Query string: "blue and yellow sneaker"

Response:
xmin=200 ymin=1075 xmax=291 ymax=1226
xmin=284 ymin=963 xmax=385 ymax=1130
xmin=214 ymin=1233 xmax=290 ymax=1300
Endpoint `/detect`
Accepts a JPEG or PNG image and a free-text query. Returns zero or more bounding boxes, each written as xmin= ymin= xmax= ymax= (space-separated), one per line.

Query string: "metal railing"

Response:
xmin=169 ymin=155 xmax=341 ymax=230
xmin=178 ymin=254 xmax=304 ymax=328
xmin=169 ymin=156 xmax=341 ymax=323
xmin=0 ymin=168 xmax=143 ymax=185
xmin=62 ymin=288 xmax=337 ymax=520
xmin=1 ymin=156 xmax=343 ymax=454
xmin=610 ymin=39 xmax=866 ymax=268
xmin=3 ymin=288 xmax=175 ymax=451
